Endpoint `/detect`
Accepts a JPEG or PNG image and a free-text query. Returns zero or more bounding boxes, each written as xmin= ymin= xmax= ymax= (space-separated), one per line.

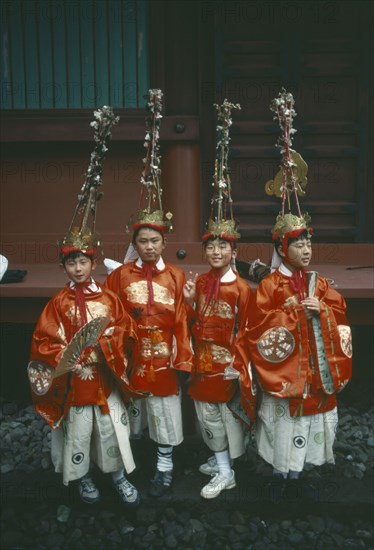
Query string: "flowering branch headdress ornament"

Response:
xmin=265 ymin=89 xmax=312 ymax=244
xmin=131 ymin=89 xmax=173 ymax=232
xmin=60 ymin=106 xmax=120 ymax=258
xmin=202 ymin=99 xmax=241 ymax=242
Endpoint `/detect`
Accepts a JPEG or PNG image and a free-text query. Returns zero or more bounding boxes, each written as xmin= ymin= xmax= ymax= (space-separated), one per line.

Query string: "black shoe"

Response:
xmin=302 ymin=480 xmax=319 ymax=502
xmin=265 ymin=474 xmax=287 ymax=503
xmin=284 ymin=479 xmax=302 ymax=502
xmin=148 ymin=469 xmax=173 ymax=497
xmin=284 ymin=478 xmax=319 ymax=503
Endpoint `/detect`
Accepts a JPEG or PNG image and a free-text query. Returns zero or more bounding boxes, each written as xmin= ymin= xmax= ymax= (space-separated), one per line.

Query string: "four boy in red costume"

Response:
xmin=27 ymin=91 xmax=352 ymax=504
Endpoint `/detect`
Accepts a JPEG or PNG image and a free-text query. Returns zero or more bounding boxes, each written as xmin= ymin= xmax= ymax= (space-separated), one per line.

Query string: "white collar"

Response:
xmin=221 ymin=267 xmax=237 ymax=283
xmin=279 ymin=263 xmax=293 ymax=277
xmin=69 ymin=277 xmax=100 ymax=292
xmin=135 ymin=257 xmax=165 ymax=270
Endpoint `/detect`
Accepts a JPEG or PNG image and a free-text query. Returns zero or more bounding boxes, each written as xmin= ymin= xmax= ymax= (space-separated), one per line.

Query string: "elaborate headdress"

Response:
xmin=265 ymin=88 xmax=312 ymax=245
xmin=131 ymin=89 xmax=172 ymax=232
xmin=60 ymin=106 xmax=119 ymax=258
xmin=202 ymin=99 xmax=241 ymax=242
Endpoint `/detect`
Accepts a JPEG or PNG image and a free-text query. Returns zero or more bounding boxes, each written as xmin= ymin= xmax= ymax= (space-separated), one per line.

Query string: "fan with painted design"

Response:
xmin=28 ymin=316 xmax=111 ymax=395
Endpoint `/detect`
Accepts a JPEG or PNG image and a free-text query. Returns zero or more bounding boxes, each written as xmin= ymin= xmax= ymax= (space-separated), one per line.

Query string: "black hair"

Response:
xmin=61 ymin=251 xmax=93 ymax=266
xmin=274 ymin=230 xmax=311 ymax=254
xmin=132 ymin=226 xmax=165 ymax=244
xmin=203 ymin=236 xmax=237 ymax=250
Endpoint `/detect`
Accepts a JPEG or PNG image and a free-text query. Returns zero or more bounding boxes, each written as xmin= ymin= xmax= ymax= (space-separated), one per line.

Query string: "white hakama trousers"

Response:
xmin=129 ymin=393 xmax=183 ymax=446
xmin=194 ymin=400 xmax=246 ymax=459
xmin=51 ymin=390 xmax=135 ymax=485
xmin=256 ymin=393 xmax=338 ymax=474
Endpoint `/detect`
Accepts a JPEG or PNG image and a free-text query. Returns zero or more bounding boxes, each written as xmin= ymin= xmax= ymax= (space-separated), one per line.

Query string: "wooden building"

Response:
xmin=0 ymin=0 xmax=373 ymax=401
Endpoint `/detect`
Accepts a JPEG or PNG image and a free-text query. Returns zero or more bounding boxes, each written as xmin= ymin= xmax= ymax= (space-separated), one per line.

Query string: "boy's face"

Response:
xmin=279 ymin=237 xmax=312 ymax=271
xmin=204 ymin=238 xmax=236 ymax=272
xmin=134 ymin=227 xmax=165 ymax=264
xmin=62 ymin=255 xmax=96 ymax=284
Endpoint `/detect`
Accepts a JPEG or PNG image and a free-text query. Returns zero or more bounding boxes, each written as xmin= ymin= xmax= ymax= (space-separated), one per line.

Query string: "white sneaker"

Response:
xmin=114 ymin=476 xmax=140 ymax=507
xmin=78 ymin=474 xmax=100 ymax=504
xmin=200 ymin=470 xmax=236 ymax=499
xmin=199 ymin=455 xmax=219 ymax=476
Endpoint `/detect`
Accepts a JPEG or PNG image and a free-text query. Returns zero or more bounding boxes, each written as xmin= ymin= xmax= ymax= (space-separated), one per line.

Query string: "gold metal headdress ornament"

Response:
xmin=130 ymin=89 xmax=173 ymax=233
xmin=60 ymin=106 xmax=120 ymax=257
xmin=265 ymin=89 xmax=312 ymax=242
xmin=202 ymin=99 xmax=241 ymax=242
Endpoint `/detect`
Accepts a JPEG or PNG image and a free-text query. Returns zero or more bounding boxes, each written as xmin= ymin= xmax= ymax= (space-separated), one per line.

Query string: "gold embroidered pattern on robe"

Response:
xmin=65 ymin=301 xmax=111 ymax=322
xmin=125 ymin=281 xmax=175 ymax=305
xmin=140 ymin=337 xmax=171 ymax=359
xmin=338 ymin=325 xmax=352 ymax=358
xmin=196 ymin=342 xmax=233 ymax=372
xmin=197 ymin=295 xmax=234 ymax=319
xmin=257 ymin=326 xmax=295 ymax=363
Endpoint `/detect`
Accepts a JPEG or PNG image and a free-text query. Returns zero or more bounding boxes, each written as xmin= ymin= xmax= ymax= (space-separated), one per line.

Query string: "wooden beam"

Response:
xmin=0 ymin=111 xmax=200 ymax=142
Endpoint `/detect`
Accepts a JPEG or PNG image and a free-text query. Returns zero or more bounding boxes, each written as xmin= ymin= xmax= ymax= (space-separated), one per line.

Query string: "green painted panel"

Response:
xmin=38 ymin=0 xmax=54 ymax=108
xmin=136 ymin=0 xmax=149 ymax=105
xmin=8 ymin=0 xmax=26 ymax=108
xmin=23 ymin=0 xmax=40 ymax=108
xmin=123 ymin=0 xmax=137 ymax=107
xmin=108 ymin=0 xmax=123 ymax=108
xmin=66 ymin=0 xmax=81 ymax=107
xmin=80 ymin=0 xmax=95 ymax=108
xmin=0 ymin=3 xmax=12 ymax=109
xmin=52 ymin=0 xmax=67 ymax=107
xmin=94 ymin=0 xmax=109 ymax=105
xmin=1 ymin=0 xmax=149 ymax=110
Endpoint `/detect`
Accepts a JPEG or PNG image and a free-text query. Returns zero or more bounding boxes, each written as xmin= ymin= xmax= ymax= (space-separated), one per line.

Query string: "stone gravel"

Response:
xmin=1 ymin=399 xmax=373 ymax=549
xmin=1 ymin=401 xmax=373 ymax=481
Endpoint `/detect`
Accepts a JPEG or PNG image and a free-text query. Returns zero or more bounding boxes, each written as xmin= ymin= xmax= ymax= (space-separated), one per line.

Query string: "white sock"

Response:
xmin=215 ymin=450 xmax=232 ymax=478
xmin=157 ymin=445 xmax=173 ymax=472
xmin=273 ymin=468 xmax=288 ymax=479
xmin=111 ymin=469 xmax=125 ymax=483
xmin=211 ymin=454 xmax=233 ymax=467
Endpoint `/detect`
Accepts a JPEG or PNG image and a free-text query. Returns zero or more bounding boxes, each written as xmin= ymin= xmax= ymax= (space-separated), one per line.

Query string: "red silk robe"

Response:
xmin=29 ymin=283 xmax=142 ymax=429
xmin=104 ymin=261 xmax=193 ymax=396
xmin=187 ymin=271 xmax=256 ymax=420
xmin=237 ymin=268 xmax=352 ymax=416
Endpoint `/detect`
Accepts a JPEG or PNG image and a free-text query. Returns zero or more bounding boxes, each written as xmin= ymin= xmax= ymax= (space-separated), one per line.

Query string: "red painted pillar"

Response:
xmin=162 ymin=142 xmax=201 ymax=243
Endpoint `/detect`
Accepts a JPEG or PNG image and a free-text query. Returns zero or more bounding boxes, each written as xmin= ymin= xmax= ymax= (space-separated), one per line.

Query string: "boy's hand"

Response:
xmin=71 ymin=362 xmax=83 ymax=373
xmin=183 ymin=271 xmax=198 ymax=306
xmin=301 ymin=297 xmax=320 ymax=319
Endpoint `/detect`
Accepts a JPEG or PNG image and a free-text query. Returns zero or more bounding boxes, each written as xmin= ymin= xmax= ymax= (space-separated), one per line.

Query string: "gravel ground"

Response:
xmin=1 ymin=398 xmax=373 ymax=550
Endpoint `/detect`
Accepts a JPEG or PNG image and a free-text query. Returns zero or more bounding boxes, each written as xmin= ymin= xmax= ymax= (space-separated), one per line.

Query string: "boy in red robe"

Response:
xmin=183 ymin=100 xmax=256 ymax=499
xmin=28 ymin=107 xmax=144 ymax=506
xmin=184 ymin=235 xmax=255 ymax=499
xmin=244 ymin=217 xmax=352 ymax=500
xmin=240 ymin=90 xmax=352 ymax=500
xmin=105 ymin=224 xmax=193 ymax=497
xmin=104 ymin=90 xmax=194 ymax=497
xmin=29 ymin=243 xmax=142 ymax=505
